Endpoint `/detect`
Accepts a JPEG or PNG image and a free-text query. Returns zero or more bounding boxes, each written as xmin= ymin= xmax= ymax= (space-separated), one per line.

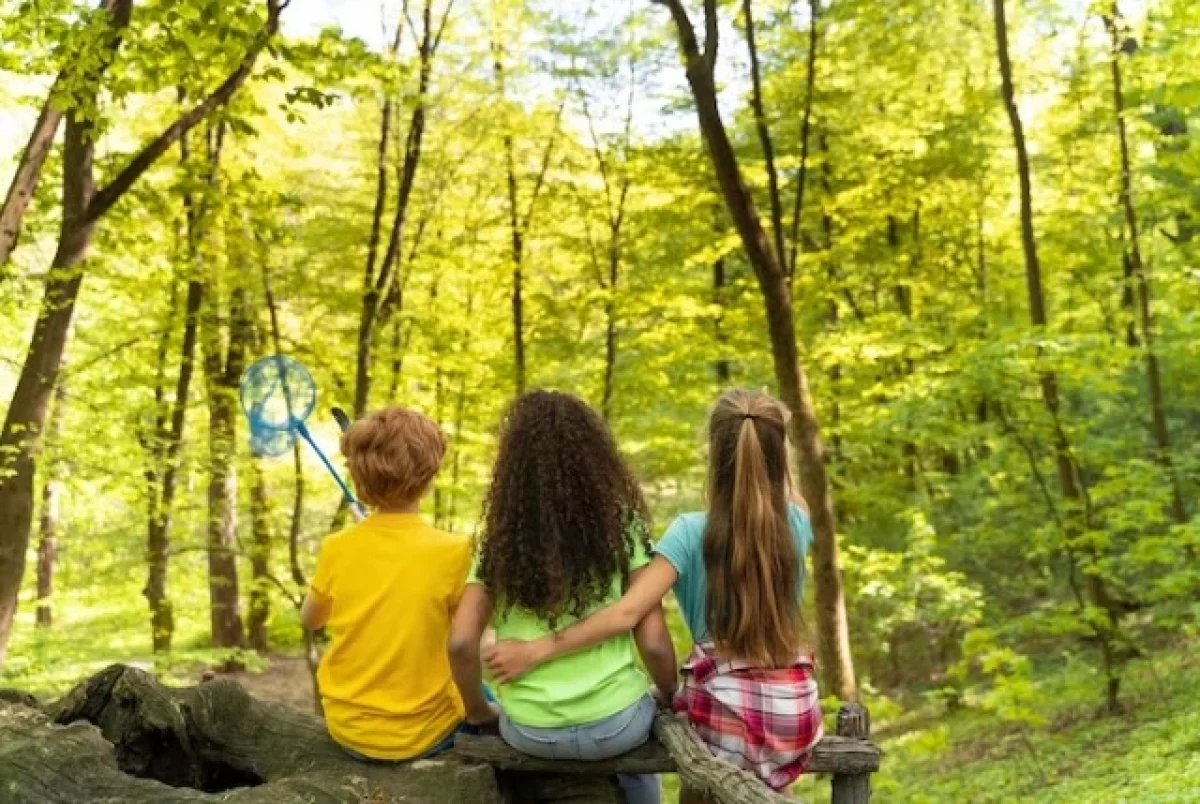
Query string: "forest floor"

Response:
xmin=4 ymin=593 xmax=1200 ymax=803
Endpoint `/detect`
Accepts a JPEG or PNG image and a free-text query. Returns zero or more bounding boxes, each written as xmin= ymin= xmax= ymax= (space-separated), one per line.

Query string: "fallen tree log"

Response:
xmin=1 ymin=664 xmax=501 ymax=803
xmin=1 ymin=664 xmax=881 ymax=803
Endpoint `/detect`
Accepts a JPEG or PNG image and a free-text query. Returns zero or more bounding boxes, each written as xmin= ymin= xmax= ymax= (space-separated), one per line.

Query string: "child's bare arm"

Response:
xmin=633 ymin=601 xmax=678 ymax=701
xmin=448 ymin=584 xmax=500 ymax=724
xmin=300 ymin=591 xmax=331 ymax=631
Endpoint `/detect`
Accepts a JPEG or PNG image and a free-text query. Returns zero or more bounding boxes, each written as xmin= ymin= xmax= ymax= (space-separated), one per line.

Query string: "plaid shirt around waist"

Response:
xmin=673 ymin=640 xmax=823 ymax=790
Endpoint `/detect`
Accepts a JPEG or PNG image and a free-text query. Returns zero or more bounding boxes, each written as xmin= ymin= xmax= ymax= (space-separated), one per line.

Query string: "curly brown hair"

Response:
xmin=477 ymin=390 xmax=650 ymax=626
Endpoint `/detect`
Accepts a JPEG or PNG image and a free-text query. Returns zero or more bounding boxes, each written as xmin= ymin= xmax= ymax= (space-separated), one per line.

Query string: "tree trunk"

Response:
xmin=247 ymin=460 xmax=272 ymax=653
xmin=35 ymin=382 xmax=67 ymax=628
xmin=0 ymin=90 xmax=63 ymax=270
xmin=202 ymin=281 xmax=250 ymax=651
xmin=0 ymin=114 xmax=96 ymax=669
xmin=0 ymin=0 xmax=134 ymax=270
xmin=655 ymin=0 xmax=857 ymax=700
xmin=1104 ymin=4 xmax=1187 ymax=526
xmin=713 ymin=249 xmax=730 ymax=385
xmin=0 ymin=0 xmax=285 ymax=668
xmin=601 ymin=242 xmax=619 ymax=422
xmin=354 ymin=0 xmax=436 ymax=418
xmin=993 ymin=0 xmax=1123 ymax=712
xmin=501 ymin=125 xmax=527 ymax=396
xmin=0 ymin=665 xmax=503 ymax=803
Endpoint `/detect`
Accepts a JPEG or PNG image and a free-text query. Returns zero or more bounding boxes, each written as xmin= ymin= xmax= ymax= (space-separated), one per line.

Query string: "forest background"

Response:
xmin=2 ymin=0 xmax=1199 ymax=801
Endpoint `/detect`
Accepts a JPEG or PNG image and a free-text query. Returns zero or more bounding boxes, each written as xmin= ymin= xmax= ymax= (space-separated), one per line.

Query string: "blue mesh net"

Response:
xmin=249 ymin=425 xmax=296 ymax=458
xmin=240 ymin=355 xmax=317 ymax=458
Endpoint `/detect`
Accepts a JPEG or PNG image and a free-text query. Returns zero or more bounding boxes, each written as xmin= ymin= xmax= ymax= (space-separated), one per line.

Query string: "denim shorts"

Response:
xmin=500 ymin=694 xmax=660 ymax=804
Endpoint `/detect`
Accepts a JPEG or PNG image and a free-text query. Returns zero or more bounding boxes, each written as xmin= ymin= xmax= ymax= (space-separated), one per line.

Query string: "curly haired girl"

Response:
xmin=449 ymin=390 xmax=676 ymax=804
xmin=483 ymin=390 xmax=823 ymax=796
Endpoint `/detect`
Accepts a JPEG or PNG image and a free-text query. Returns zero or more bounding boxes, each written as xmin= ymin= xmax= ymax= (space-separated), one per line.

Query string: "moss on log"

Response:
xmin=1 ymin=665 xmax=882 ymax=804
xmin=1 ymin=664 xmax=500 ymax=803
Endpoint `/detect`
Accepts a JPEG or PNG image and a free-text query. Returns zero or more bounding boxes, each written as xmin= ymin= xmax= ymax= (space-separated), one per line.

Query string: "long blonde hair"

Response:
xmin=703 ymin=389 xmax=801 ymax=666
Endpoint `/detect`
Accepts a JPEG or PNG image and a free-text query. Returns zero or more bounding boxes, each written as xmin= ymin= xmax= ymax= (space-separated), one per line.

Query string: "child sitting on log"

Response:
xmin=484 ymin=390 xmax=824 ymax=798
xmin=301 ymin=407 xmax=493 ymax=761
xmin=449 ymin=391 xmax=678 ymax=804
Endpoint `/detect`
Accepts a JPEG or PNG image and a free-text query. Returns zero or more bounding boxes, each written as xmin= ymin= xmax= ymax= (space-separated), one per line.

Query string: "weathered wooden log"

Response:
xmin=2 ymin=665 xmax=882 ymax=804
xmin=456 ymin=720 xmax=881 ymax=778
xmin=831 ymin=702 xmax=872 ymax=804
xmin=1 ymin=664 xmax=502 ymax=803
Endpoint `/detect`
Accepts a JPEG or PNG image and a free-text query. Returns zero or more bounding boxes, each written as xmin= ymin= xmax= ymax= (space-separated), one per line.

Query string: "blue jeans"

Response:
xmin=500 ymin=694 xmax=660 ymax=804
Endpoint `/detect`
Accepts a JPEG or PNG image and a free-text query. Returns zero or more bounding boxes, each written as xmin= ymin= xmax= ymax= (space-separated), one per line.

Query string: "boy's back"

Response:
xmin=313 ymin=512 xmax=471 ymax=759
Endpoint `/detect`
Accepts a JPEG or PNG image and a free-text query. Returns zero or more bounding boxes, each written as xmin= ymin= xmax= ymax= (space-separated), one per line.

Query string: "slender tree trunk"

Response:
xmin=354 ymin=0 xmax=437 ymax=418
xmin=655 ymin=0 xmax=857 ymax=700
xmin=0 ymin=89 xmax=63 ymax=270
xmin=263 ymin=258 xmax=321 ymax=712
xmin=145 ymin=278 xmax=202 ymax=653
xmin=741 ymin=0 xmax=785 ymax=268
xmin=500 ymin=124 xmax=527 ymax=395
xmin=994 ymin=0 xmax=1123 ymax=712
xmin=247 ymin=459 xmax=272 ymax=653
xmin=787 ymin=0 xmax=820 ymax=279
xmin=353 ymin=97 xmax=394 ymax=418
xmin=35 ymin=382 xmax=67 ymax=628
xmin=494 ymin=44 xmax=561 ymax=398
xmin=1104 ymin=5 xmax=1186 ymax=525
xmin=0 ymin=0 xmax=284 ymax=668
xmin=601 ymin=233 xmax=620 ymax=421
xmin=713 ymin=250 xmax=730 ymax=384
xmin=0 ymin=0 xmax=133 ymax=270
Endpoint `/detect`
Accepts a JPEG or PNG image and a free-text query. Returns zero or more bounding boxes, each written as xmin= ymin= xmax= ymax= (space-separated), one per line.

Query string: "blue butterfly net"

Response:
xmin=240 ymin=355 xmax=318 ymax=458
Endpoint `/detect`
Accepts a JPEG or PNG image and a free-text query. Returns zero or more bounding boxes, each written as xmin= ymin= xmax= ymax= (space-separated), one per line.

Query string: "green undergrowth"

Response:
xmin=8 ymin=585 xmax=1200 ymax=803
xmin=871 ymin=645 xmax=1200 ymax=803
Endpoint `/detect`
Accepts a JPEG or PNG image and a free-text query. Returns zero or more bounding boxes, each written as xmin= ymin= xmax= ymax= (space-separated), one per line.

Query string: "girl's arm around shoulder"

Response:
xmin=485 ymin=555 xmax=679 ymax=683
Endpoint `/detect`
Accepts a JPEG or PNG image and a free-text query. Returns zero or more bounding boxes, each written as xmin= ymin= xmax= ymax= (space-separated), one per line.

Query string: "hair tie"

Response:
xmin=741 ymin=413 xmax=756 ymax=421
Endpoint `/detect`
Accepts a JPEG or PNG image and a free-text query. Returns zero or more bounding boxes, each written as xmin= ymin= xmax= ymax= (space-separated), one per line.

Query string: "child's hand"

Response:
xmin=466 ymin=701 xmax=501 ymax=727
xmin=650 ymin=683 xmax=678 ymax=710
xmin=484 ymin=639 xmax=547 ymax=683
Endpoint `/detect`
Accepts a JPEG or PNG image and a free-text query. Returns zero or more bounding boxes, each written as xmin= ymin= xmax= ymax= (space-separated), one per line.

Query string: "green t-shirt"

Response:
xmin=467 ymin=536 xmax=651 ymax=728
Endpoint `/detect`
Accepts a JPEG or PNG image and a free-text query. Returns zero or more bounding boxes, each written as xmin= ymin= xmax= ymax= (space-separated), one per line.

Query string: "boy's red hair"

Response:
xmin=340 ymin=408 xmax=445 ymax=509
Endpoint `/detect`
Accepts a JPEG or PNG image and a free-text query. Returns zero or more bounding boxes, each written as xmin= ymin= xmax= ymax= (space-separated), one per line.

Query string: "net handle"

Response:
xmin=295 ymin=421 xmax=366 ymax=520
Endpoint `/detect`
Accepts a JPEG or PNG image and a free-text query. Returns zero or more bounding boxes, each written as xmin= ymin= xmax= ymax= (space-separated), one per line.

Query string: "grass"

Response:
xmin=870 ymin=646 xmax=1200 ymax=803
xmin=7 ymin=581 xmax=1200 ymax=803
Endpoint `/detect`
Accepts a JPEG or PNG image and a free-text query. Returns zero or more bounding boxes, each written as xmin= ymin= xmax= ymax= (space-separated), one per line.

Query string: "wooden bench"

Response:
xmin=454 ymin=703 xmax=880 ymax=804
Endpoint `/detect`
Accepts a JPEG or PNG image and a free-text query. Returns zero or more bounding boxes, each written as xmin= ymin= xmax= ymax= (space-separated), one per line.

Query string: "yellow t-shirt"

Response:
xmin=310 ymin=512 xmax=471 ymax=759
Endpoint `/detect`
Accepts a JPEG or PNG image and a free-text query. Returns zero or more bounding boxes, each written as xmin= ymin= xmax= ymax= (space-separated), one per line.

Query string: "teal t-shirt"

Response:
xmin=654 ymin=503 xmax=814 ymax=642
xmin=467 ymin=535 xmax=650 ymax=728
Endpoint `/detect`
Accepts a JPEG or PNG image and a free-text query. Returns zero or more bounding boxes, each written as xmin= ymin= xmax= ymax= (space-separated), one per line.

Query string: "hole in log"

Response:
xmin=105 ymin=724 xmax=265 ymax=793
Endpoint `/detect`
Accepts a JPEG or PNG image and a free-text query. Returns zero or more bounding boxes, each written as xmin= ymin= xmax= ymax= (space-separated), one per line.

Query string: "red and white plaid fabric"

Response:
xmin=673 ymin=641 xmax=823 ymax=790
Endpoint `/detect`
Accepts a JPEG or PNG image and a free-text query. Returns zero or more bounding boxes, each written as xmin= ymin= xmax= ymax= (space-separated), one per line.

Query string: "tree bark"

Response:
xmin=353 ymin=0 xmax=439 ymax=418
xmin=653 ymin=0 xmax=857 ymax=700
xmin=741 ymin=0 xmax=786 ymax=269
xmin=0 ymin=0 xmax=285 ymax=669
xmin=0 ymin=0 xmax=134 ymax=270
xmin=1103 ymin=4 xmax=1187 ymax=526
xmin=494 ymin=39 xmax=563 ymax=397
xmin=35 ymin=382 xmax=67 ymax=628
xmin=203 ymin=279 xmax=249 ymax=650
xmin=713 ymin=249 xmax=730 ymax=384
xmin=247 ymin=460 xmax=272 ymax=653
xmin=787 ymin=0 xmax=820 ymax=279
xmin=0 ymin=88 xmax=63 ymax=270
xmin=0 ymin=666 xmax=503 ymax=803
xmin=993 ymin=0 xmax=1124 ymax=712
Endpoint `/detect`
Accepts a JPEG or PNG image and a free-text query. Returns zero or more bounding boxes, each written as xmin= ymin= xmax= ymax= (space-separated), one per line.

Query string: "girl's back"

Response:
xmin=655 ymin=504 xmax=813 ymax=645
